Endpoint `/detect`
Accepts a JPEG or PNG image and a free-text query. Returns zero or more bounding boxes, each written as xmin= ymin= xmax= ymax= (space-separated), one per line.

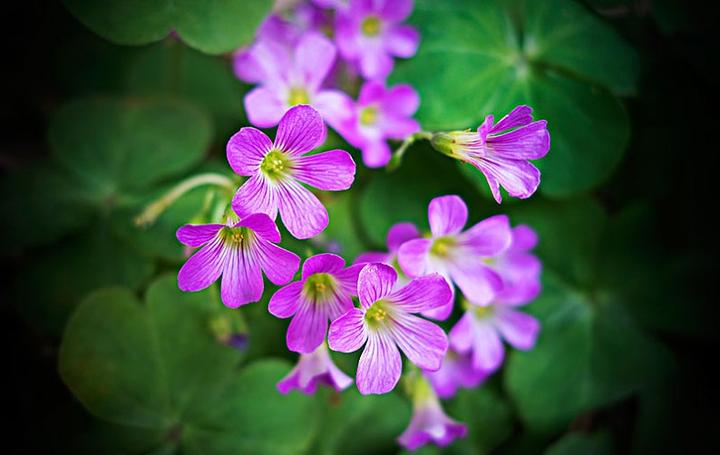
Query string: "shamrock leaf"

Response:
xmin=59 ymin=275 xmax=320 ymax=454
xmin=62 ymin=0 xmax=272 ymax=54
xmin=392 ymin=0 xmax=638 ymax=196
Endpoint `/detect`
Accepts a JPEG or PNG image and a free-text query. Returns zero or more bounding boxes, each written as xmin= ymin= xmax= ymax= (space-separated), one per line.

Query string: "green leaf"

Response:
xmin=63 ymin=0 xmax=272 ymax=54
xmin=49 ymin=97 xmax=212 ymax=197
xmin=446 ymin=387 xmax=514 ymax=454
xmin=60 ymin=275 xmax=319 ymax=454
xmin=545 ymin=431 xmax=613 ymax=455
xmin=392 ymin=0 xmax=637 ymax=196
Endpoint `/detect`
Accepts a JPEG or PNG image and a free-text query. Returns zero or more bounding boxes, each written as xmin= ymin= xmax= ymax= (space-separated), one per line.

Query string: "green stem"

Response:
xmin=386 ymin=131 xmax=433 ymax=171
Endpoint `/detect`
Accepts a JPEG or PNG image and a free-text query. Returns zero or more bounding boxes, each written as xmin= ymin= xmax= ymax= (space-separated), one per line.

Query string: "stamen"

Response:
xmin=361 ymin=16 xmax=382 ymax=36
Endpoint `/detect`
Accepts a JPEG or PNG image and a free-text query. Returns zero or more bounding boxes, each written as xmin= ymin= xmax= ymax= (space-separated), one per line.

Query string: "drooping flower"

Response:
xmin=398 ymin=375 xmax=467 ymax=450
xmin=242 ymin=31 xmax=353 ymax=128
xmin=397 ymin=195 xmax=512 ymax=320
xmin=336 ymin=80 xmax=420 ymax=167
xmin=269 ymin=253 xmax=364 ymax=353
xmin=430 ymin=105 xmax=550 ymax=203
xmin=450 ymin=300 xmax=540 ymax=372
xmin=228 ymin=105 xmax=356 ymax=239
xmin=354 ymin=221 xmax=419 ymax=287
xmin=327 ymin=263 xmax=451 ymax=395
xmin=277 ymin=343 xmax=353 ymax=394
xmin=424 ymin=349 xmax=488 ymax=399
xmin=488 ymin=224 xmax=542 ymax=305
xmin=176 ymin=213 xmax=300 ymax=308
xmin=335 ymin=0 xmax=419 ymax=80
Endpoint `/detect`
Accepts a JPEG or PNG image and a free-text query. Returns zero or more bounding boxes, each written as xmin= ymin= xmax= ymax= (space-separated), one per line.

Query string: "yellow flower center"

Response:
xmin=220 ymin=226 xmax=253 ymax=248
xmin=288 ymin=86 xmax=310 ymax=106
xmin=260 ymin=150 xmax=291 ymax=179
xmin=430 ymin=236 xmax=455 ymax=257
xmin=462 ymin=299 xmax=494 ymax=319
xmin=303 ymin=273 xmax=338 ymax=302
xmin=365 ymin=301 xmax=390 ymax=327
xmin=361 ymin=16 xmax=382 ymax=36
xmin=359 ymin=106 xmax=378 ymax=125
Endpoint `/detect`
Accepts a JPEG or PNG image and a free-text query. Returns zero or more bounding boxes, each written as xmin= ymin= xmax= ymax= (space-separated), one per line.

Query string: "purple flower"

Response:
xmin=354 ymin=221 xmax=420 ymax=287
xmin=336 ymin=81 xmax=420 ymax=167
xmin=242 ymin=31 xmax=353 ymax=129
xmin=489 ymin=224 xmax=542 ymax=305
xmin=398 ymin=376 xmax=467 ymax=451
xmin=233 ymin=15 xmax=302 ymax=84
xmin=176 ymin=214 xmax=300 ymax=308
xmin=397 ymin=195 xmax=513 ymax=320
xmin=327 ymin=263 xmax=451 ymax=395
xmin=450 ymin=300 xmax=540 ymax=372
xmin=228 ymin=105 xmax=356 ymax=239
xmin=425 ymin=349 xmax=488 ymax=399
xmin=269 ymin=253 xmax=364 ymax=353
xmin=431 ymin=105 xmax=550 ymax=203
xmin=336 ymin=0 xmax=419 ymax=80
xmin=277 ymin=343 xmax=353 ymax=394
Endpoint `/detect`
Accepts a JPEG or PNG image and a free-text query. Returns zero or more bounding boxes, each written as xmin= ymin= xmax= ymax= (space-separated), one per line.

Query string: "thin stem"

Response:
xmin=135 ymin=173 xmax=236 ymax=227
xmin=386 ymin=131 xmax=433 ymax=171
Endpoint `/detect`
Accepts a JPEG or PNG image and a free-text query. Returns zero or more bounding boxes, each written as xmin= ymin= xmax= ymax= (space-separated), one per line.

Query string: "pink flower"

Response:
xmin=397 ymin=195 xmax=513 ymax=320
xmin=424 ymin=349 xmax=488 ymax=399
xmin=269 ymin=253 xmax=363 ymax=353
xmin=176 ymin=214 xmax=300 ymax=308
xmin=431 ymin=105 xmax=550 ymax=203
xmin=228 ymin=105 xmax=356 ymax=239
xmin=336 ymin=80 xmax=420 ymax=167
xmin=277 ymin=343 xmax=353 ymax=394
xmin=335 ymin=0 xmax=420 ymax=80
xmin=354 ymin=221 xmax=420 ymax=288
xmin=328 ymin=263 xmax=451 ymax=395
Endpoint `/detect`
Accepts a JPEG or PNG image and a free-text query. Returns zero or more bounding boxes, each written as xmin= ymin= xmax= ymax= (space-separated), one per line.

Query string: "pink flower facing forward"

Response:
xmin=177 ymin=214 xmax=300 ymax=308
xmin=269 ymin=253 xmax=363 ymax=353
xmin=424 ymin=349 xmax=489 ymax=399
xmin=398 ymin=375 xmax=467 ymax=451
xmin=336 ymin=0 xmax=419 ymax=80
xmin=277 ymin=343 xmax=353 ymax=395
xmin=228 ymin=105 xmax=356 ymax=239
xmin=431 ymin=105 xmax=550 ymax=203
xmin=337 ymin=81 xmax=420 ymax=168
xmin=354 ymin=221 xmax=420 ymax=288
xmin=328 ymin=263 xmax=451 ymax=395
xmin=242 ymin=30 xmax=353 ymax=129
xmin=398 ymin=195 xmax=513 ymax=320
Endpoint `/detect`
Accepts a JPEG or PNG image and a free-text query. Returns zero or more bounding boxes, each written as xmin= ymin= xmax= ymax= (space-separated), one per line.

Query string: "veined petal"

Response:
xmin=428 ymin=195 xmax=468 ymax=236
xmin=421 ymin=299 xmax=455 ymax=321
xmin=490 ymin=105 xmax=533 ymax=133
xmin=276 ymin=179 xmax=329 ymax=239
xmin=475 ymin=157 xmax=542 ymax=202
xmin=293 ymin=150 xmax=356 ymax=191
xmin=494 ymin=308 xmax=540 ymax=350
xmin=220 ymin=246 xmax=263 ymax=307
xmin=269 ymin=281 xmax=303 ymax=318
xmin=392 ymin=313 xmax=448 ymax=371
xmin=487 ymin=120 xmax=550 ymax=160
xmin=470 ymin=322 xmax=505 ymax=372
xmin=275 ymin=105 xmax=327 ymax=156
xmin=334 ymin=263 xmax=365 ymax=296
xmin=385 ymin=25 xmax=419 ymax=58
xmin=253 ymin=239 xmax=300 ymax=285
xmin=357 ymin=263 xmax=397 ymax=309
xmin=357 ymin=331 xmax=402 ymax=394
xmin=178 ymin=238 xmax=225 ymax=292
xmin=232 ymin=174 xmax=279 ymax=220
xmin=459 ymin=214 xmax=512 ymax=257
xmin=387 ymin=222 xmax=420 ymax=252
xmin=302 ymin=253 xmax=345 ymax=278
xmin=448 ymin=261 xmax=502 ymax=306
xmin=295 ymin=32 xmax=336 ymax=91
xmin=328 ymin=308 xmax=367 ymax=352
xmin=237 ymin=213 xmax=281 ymax=243
xmin=397 ymin=238 xmax=432 ymax=277
xmin=226 ymin=127 xmax=273 ymax=176
xmin=287 ymin=301 xmax=329 ymax=353
xmin=244 ymin=86 xmax=288 ymax=128
xmin=176 ymin=224 xmax=223 ymax=247
xmin=387 ymin=274 xmax=451 ymax=313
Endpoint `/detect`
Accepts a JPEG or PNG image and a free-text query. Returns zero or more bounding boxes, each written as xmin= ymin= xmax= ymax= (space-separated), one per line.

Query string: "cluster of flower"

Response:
xmin=175 ymin=0 xmax=550 ymax=450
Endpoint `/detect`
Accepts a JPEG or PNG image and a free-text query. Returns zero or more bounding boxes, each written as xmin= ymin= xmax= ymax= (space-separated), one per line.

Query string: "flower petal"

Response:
xmin=359 ymin=47 xmax=393 ymax=80
xmin=494 ymin=308 xmax=540 ymax=350
xmin=178 ymin=238 xmax=224 ymax=292
xmin=448 ymin=262 xmax=503 ymax=305
xmin=220 ymin=246 xmax=264 ymax=307
xmin=381 ymin=115 xmax=420 ymax=140
xmin=334 ymin=263 xmax=365 ymax=296
xmin=381 ymin=84 xmax=419 ymax=118
xmin=511 ymin=224 xmax=539 ymax=250
xmin=231 ymin=175 xmax=279 ymax=221
xmin=176 ymin=224 xmax=223 ymax=247
xmin=397 ymin=238 xmax=432 ymax=278
xmin=476 ymin=157 xmax=542 ymax=202
xmin=356 ymin=331 xmax=402 ymax=394
xmin=487 ymin=120 xmax=550 ymax=160
xmin=293 ymin=150 xmax=356 ymax=191
xmin=354 ymin=251 xmax=390 ymax=265
xmin=391 ymin=313 xmax=448 ymax=371
xmin=237 ymin=213 xmax=281 ymax=243
xmin=269 ymin=281 xmax=303 ymax=318
xmin=459 ymin=214 xmax=512 ymax=257
xmin=470 ymin=322 xmax=505 ymax=371
xmin=380 ymin=0 xmax=413 ymax=21
xmin=357 ymin=263 xmax=397 ymax=309
xmin=276 ymin=179 xmax=329 ymax=239
xmin=428 ymin=195 xmax=468 ymax=236
xmin=287 ymin=301 xmax=329 ymax=353
xmin=421 ymin=299 xmax=455 ymax=321
xmin=386 ymin=222 xmax=420 ymax=252
xmin=387 ymin=274 xmax=451 ymax=313
xmin=490 ymin=105 xmax=533 ymax=132
xmin=274 ymin=105 xmax=327 ymax=156
xmin=449 ymin=312 xmax=474 ymax=354
xmin=328 ymin=308 xmax=368 ymax=352
xmin=253 ymin=239 xmax=300 ymax=285
xmin=313 ymin=89 xmax=355 ymax=131
xmin=385 ymin=25 xmax=419 ymax=58
xmin=360 ymin=139 xmax=392 ymax=168
xmin=294 ymin=32 xmax=336 ymax=91
xmin=244 ymin=86 xmax=288 ymax=128
xmin=226 ymin=127 xmax=273 ymax=176
xmin=302 ymin=253 xmax=345 ymax=278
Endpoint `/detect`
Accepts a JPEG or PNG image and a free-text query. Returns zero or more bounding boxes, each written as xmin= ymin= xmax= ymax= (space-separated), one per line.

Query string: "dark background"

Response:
xmin=2 ymin=1 xmax=718 ymax=453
